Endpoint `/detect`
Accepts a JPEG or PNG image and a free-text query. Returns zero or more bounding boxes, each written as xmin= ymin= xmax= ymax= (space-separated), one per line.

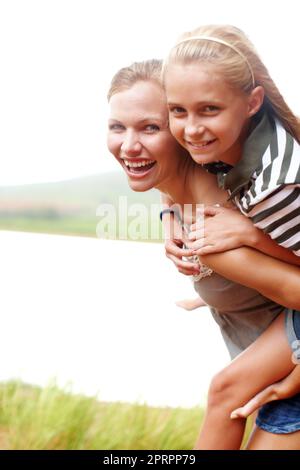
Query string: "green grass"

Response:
xmin=0 ymin=172 xmax=164 ymax=241
xmin=0 ymin=216 xmax=164 ymax=242
xmin=0 ymin=217 xmax=98 ymax=238
xmin=0 ymin=381 xmax=204 ymax=450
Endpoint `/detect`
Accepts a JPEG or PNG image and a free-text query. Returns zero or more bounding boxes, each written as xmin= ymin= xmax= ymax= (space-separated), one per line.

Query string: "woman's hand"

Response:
xmin=162 ymin=213 xmax=200 ymax=276
xmin=230 ymin=365 xmax=300 ymax=419
xmin=188 ymin=205 xmax=259 ymax=256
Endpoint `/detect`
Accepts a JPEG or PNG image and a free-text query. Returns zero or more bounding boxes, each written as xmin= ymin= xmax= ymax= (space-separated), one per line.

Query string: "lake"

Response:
xmin=0 ymin=231 xmax=229 ymax=408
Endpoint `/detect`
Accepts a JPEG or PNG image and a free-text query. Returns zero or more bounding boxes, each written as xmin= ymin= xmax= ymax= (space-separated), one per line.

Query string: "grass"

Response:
xmin=0 ymin=381 xmax=254 ymax=450
xmin=0 ymin=381 xmax=205 ymax=450
xmin=0 ymin=216 xmax=164 ymax=242
xmin=0 ymin=217 xmax=98 ymax=238
xmin=0 ymin=172 xmax=164 ymax=242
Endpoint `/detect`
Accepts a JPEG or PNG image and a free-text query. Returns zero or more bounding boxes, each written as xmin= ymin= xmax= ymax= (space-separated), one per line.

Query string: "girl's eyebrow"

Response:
xmin=168 ymin=100 xmax=221 ymax=106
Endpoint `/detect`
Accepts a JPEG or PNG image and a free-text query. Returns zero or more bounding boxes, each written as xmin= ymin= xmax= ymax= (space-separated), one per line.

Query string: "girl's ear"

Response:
xmin=248 ymin=86 xmax=264 ymax=117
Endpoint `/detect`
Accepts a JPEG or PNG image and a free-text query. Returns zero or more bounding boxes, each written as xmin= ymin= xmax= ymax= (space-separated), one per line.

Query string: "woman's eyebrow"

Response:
xmin=136 ymin=117 xmax=164 ymax=124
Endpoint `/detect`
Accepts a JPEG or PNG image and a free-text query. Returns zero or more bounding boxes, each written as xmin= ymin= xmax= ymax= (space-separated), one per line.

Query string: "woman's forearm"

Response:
xmin=200 ymin=247 xmax=300 ymax=310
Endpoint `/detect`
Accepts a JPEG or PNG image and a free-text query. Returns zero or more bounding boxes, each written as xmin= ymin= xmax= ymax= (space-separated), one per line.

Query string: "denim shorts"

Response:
xmin=256 ymin=309 xmax=300 ymax=434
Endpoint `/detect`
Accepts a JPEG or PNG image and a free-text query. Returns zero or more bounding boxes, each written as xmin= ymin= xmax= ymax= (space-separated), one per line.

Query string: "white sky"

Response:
xmin=0 ymin=0 xmax=299 ymax=185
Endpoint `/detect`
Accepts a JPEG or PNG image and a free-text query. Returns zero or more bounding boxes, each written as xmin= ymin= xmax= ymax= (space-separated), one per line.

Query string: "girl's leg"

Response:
xmin=246 ymin=426 xmax=300 ymax=450
xmin=195 ymin=311 xmax=295 ymax=450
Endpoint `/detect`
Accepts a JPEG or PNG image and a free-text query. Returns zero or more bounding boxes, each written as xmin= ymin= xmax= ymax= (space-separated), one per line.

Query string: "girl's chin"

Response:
xmin=190 ymin=153 xmax=217 ymax=164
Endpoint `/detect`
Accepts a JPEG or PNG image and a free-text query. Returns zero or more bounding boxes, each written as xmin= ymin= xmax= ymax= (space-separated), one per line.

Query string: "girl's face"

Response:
xmin=107 ymin=80 xmax=186 ymax=192
xmin=165 ymin=63 xmax=254 ymax=166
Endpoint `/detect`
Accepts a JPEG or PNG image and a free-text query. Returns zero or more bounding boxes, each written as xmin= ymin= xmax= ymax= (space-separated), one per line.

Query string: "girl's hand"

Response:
xmin=230 ymin=365 xmax=300 ymax=419
xmin=188 ymin=205 xmax=259 ymax=256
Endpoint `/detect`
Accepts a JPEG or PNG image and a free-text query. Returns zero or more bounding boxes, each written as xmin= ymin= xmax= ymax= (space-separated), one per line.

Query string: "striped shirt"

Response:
xmin=223 ymin=113 xmax=300 ymax=256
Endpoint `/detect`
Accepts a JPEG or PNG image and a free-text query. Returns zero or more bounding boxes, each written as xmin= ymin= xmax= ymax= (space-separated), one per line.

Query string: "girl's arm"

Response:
xmin=162 ymin=197 xmax=300 ymax=309
xmin=231 ymin=365 xmax=300 ymax=420
xmin=189 ymin=205 xmax=300 ymax=266
xmin=197 ymin=246 xmax=300 ymax=311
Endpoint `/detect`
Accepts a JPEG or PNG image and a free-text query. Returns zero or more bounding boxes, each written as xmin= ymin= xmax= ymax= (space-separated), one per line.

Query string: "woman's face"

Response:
xmin=164 ymin=62 xmax=253 ymax=166
xmin=107 ymin=80 xmax=186 ymax=192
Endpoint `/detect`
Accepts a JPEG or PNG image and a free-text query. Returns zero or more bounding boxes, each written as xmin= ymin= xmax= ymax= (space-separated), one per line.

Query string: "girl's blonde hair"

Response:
xmin=163 ymin=25 xmax=300 ymax=142
xmin=107 ymin=59 xmax=162 ymax=101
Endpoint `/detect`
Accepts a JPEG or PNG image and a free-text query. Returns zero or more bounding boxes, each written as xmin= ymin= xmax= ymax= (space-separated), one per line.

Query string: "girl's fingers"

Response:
xmin=188 ymin=230 xmax=204 ymax=241
xmin=188 ymin=238 xmax=206 ymax=251
xmin=195 ymin=245 xmax=218 ymax=255
xmin=190 ymin=222 xmax=204 ymax=232
xmin=230 ymin=385 xmax=277 ymax=419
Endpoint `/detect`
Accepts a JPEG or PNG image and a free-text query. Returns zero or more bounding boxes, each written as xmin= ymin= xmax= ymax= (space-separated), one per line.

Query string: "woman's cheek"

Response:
xmin=107 ymin=134 xmax=120 ymax=159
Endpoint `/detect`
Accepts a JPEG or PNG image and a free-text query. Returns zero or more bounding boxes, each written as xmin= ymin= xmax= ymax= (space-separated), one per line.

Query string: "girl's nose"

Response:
xmin=185 ymin=122 xmax=205 ymax=138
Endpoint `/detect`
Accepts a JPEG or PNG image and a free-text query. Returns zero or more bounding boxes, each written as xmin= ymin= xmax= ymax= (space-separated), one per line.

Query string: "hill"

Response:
xmin=0 ymin=172 xmax=163 ymax=241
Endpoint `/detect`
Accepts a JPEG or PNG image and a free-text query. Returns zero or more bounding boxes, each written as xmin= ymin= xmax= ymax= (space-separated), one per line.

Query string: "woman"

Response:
xmin=107 ymin=59 xmax=300 ymax=449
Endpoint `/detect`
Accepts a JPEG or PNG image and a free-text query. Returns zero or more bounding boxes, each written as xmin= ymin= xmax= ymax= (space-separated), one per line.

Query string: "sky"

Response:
xmin=0 ymin=0 xmax=299 ymax=186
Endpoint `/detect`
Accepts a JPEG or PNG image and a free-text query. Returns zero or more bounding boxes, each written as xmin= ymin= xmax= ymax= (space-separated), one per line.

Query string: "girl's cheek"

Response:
xmin=169 ymin=120 xmax=178 ymax=136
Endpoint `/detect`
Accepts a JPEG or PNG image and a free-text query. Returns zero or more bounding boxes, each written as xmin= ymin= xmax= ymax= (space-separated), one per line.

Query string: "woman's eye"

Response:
xmin=144 ymin=124 xmax=160 ymax=132
xmin=108 ymin=123 xmax=125 ymax=131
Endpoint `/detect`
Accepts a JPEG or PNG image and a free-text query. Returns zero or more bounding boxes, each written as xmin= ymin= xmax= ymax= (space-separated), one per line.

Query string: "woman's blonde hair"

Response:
xmin=163 ymin=25 xmax=300 ymax=142
xmin=107 ymin=59 xmax=162 ymax=101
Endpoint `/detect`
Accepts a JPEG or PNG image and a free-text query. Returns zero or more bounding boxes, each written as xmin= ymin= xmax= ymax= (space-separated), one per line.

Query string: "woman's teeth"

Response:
xmin=124 ymin=159 xmax=155 ymax=168
xmin=123 ymin=159 xmax=156 ymax=173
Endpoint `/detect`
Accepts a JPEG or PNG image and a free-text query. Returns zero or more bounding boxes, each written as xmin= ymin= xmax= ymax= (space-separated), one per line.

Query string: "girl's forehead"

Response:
xmin=165 ymin=62 xmax=223 ymax=84
xmin=165 ymin=63 xmax=237 ymax=103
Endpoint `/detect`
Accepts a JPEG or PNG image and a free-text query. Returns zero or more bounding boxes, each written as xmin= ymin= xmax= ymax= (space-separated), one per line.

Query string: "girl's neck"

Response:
xmin=220 ymin=119 xmax=252 ymax=166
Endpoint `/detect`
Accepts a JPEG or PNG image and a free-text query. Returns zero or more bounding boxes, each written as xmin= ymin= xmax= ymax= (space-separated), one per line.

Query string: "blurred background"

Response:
xmin=0 ymin=0 xmax=299 ymax=239
xmin=0 ymin=0 xmax=298 ymax=449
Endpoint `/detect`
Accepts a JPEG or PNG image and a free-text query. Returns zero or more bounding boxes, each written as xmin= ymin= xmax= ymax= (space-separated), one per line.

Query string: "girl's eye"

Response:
xmin=144 ymin=124 xmax=160 ymax=132
xmin=108 ymin=123 xmax=125 ymax=131
xmin=169 ymin=106 xmax=186 ymax=115
xmin=202 ymin=105 xmax=219 ymax=113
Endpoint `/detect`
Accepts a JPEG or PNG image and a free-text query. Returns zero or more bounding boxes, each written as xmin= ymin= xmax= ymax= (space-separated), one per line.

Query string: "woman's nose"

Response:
xmin=121 ymin=132 xmax=142 ymax=156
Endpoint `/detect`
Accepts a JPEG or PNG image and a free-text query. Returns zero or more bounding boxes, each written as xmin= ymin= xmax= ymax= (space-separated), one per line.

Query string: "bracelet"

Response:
xmin=159 ymin=208 xmax=182 ymax=222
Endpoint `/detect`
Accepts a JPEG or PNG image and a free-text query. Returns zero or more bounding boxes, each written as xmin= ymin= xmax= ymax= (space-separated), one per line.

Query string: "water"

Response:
xmin=0 ymin=231 xmax=229 ymax=408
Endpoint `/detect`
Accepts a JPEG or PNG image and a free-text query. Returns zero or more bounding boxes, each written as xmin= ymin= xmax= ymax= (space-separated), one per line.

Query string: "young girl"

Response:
xmin=162 ymin=24 xmax=300 ymax=268
xmin=107 ymin=59 xmax=300 ymax=449
xmin=161 ymin=25 xmax=300 ymax=446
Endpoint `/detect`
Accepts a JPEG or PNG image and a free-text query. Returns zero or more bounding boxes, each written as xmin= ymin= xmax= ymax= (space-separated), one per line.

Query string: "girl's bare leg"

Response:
xmin=195 ymin=311 xmax=295 ymax=449
xmin=246 ymin=426 xmax=300 ymax=450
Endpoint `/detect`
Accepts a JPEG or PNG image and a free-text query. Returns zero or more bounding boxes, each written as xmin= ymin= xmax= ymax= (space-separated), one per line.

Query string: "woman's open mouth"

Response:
xmin=122 ymin=159 xmax=156 ymax=177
